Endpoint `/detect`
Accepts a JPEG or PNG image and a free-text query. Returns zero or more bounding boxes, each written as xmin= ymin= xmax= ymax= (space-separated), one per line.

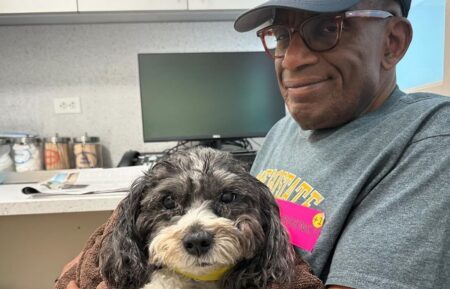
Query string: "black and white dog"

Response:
xmin=100 ymin=147 xmax=295 ymax=289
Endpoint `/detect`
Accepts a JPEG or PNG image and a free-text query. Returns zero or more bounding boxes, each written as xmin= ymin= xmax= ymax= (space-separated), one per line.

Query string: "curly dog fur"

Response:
xmin=99 ymin=147 xmax=295 ymax=289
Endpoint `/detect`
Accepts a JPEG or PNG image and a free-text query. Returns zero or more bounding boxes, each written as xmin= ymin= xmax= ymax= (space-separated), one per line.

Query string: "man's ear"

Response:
xmin=382 ymin=17 xmax=413 ymax=70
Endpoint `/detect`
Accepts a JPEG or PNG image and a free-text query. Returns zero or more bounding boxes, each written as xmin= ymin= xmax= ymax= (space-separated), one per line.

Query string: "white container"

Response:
xmin=13 ymin=136 xmax=43 ymax=172
xmin=0 ymin=138 xmax=14 ymax=172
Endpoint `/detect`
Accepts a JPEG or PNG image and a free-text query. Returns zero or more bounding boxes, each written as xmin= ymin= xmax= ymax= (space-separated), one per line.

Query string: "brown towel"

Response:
xmin=54 ymin=208 xmax=121 ymax=289
xmin=54 ymin=207 xmax=323 ymax=289
xmin=263 ymin=257 xmax=324 ymax=289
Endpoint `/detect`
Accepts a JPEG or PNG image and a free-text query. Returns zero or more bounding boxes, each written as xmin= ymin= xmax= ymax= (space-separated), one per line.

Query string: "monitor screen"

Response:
xmin=138 ymin=52 xmax=285 ymax=142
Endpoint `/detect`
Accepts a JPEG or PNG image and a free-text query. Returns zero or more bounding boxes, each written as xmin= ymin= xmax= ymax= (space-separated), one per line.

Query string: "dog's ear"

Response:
xmin=223 ymin=179 xmax=296 ymax=289
xmin=257 ymin=182 xmax=296 ymax=284
xmin=99 ymin=176 xmax=154 ymax=289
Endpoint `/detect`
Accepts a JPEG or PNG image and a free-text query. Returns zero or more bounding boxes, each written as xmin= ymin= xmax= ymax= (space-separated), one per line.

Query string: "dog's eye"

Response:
xmin=162 ymin=195 xmax=176 ymax=209
xmin=220 ymin=191 xmax=237 ymax=203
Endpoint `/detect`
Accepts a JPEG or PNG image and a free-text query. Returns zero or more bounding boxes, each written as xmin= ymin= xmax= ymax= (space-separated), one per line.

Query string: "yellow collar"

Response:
xmin=174 ymin=266 xmax=231 ymax=282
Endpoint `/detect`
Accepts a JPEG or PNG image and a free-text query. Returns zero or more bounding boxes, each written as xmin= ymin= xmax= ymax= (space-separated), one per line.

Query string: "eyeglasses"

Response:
xmin=257 ymin=10 xmax=393 ymax=59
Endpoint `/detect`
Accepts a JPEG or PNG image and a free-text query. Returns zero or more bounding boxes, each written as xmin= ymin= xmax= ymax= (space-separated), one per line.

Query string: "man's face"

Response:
xmin=274 ymin=9 xmax=388 ymax=130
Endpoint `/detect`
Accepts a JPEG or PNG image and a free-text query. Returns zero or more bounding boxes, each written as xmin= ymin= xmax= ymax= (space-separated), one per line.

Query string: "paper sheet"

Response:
xmin=21 ymin=165 xmax=148 ymax=196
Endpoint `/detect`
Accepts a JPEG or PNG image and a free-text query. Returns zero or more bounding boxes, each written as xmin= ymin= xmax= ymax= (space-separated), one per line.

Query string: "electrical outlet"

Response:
xmin=54 ymin=97 xmax=81 ymax=114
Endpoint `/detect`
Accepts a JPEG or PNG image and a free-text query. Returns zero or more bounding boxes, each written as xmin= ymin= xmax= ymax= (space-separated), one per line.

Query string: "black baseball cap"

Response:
xmin=234 ymin=0 xmax=411 ymax=32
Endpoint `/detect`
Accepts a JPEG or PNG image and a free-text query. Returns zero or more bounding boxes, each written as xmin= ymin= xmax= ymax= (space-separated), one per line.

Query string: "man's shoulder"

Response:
xmin=399 ymin=91 xmax=450 ymax=107
xmin=399 ymin=91 xmax=450 ymax=141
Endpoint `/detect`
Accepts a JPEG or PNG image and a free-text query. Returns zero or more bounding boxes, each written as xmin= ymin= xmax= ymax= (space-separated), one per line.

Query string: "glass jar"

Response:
xmin=13 ymin=136 xmax=43 ymax=172
xmin=73 ymin=134 xmax=103 ymax=169
xmin=0 ymin=138 xmax=14 ymax=172
xmin=44 ymin=134 xmax=71 ymax=170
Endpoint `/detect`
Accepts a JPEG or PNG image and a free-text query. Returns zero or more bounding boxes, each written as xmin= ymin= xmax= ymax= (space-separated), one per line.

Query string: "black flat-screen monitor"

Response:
xmin=138 ymin=51 xmax=285 ymax=144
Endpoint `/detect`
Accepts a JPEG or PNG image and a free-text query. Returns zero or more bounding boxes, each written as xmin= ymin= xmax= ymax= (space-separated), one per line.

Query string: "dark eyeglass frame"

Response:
xmin=257 ymin=10 xmax=394 ymax=59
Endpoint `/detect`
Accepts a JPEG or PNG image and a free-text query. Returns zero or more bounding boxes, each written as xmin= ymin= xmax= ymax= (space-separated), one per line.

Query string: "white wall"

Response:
xmin=0 ymin=7 xmax=449 ymax=168
xmin=0 ymin=21 xmax=263 ymax=167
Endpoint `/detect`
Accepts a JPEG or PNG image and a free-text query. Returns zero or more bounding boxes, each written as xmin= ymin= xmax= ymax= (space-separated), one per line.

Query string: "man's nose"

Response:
xmin=281 ymin=32 xmax=319 ymax=70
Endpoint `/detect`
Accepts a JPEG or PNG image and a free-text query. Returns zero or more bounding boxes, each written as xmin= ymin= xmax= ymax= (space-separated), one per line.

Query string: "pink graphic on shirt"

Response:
xmin=276 ymin=199 xmax=325 ymax=252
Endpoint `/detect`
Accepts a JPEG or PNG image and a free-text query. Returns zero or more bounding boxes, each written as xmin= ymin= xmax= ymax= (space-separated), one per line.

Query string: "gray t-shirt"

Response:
xmin=250 ymin=88 xmax=450 ymax=289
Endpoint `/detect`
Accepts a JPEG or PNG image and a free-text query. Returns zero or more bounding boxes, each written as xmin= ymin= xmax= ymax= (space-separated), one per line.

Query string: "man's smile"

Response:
xmin=283 ymin=77 xmax=330 ymax=89
xmin=283 ymin=77 xmax=331 ymax=100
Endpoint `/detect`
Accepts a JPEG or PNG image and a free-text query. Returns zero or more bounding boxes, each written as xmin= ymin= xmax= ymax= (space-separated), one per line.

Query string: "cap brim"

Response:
xmin=399 ymin=0 xmax=410 ymax=17
xmin=234 ymin=0 xmax=361 ymax=32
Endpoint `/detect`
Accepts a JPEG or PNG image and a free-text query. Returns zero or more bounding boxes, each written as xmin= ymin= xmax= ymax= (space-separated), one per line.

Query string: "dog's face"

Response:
xmin=100 ymin=148 xmax=295 ymax=289
xmin=143 ymin=149 xmax=270 ymax=278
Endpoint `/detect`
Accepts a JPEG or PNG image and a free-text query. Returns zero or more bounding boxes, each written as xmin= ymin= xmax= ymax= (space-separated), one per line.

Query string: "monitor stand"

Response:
xmin=198 ymin=139 xmax=224 ymax=150
xmin=198 ymin=139 xmax=256 ymax=171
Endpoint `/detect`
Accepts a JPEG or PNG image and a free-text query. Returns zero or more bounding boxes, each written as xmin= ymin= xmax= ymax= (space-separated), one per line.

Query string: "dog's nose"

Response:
xmin=182 ymin=231 xmax=214 ymax=256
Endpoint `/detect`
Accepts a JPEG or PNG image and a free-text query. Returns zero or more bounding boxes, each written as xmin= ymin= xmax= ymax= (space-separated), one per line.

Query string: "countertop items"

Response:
xmin=73 ymin=134 xmax=102 ymax=169
xmin=2 ymin=133 xmax=106 ymax=173
xmin=0 ymin=184 xmax=125 ymax=216
xmin=13 ymin=136 xmax=43 ymax=172
xmin=0 ymin=138 xmax=14 ymax=172
xmin=0 ymin=165 xmax=148 ymax=216
xmin=44 ymin=134 xmax=71 ymax=170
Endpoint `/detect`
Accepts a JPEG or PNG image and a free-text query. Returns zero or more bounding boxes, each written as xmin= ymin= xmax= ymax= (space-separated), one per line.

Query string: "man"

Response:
xmin=235 ymin=0 xmax=450 ymax=288
xmin=59 ymin=1 xmax=449 ymax=288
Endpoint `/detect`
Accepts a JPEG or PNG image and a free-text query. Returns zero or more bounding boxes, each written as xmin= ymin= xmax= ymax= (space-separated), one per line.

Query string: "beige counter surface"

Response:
xmin=0 ymin=183 xmax=126 ymax=216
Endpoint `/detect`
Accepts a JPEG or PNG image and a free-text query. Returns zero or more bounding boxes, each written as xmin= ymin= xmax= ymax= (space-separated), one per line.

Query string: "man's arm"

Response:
xmin=324 ymin=135 xmax=450 ymax=289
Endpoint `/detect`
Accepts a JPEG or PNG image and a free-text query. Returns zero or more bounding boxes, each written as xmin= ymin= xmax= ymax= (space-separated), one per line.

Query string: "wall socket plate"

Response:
xmin=54 ymin=97 xmax=81 ymax=114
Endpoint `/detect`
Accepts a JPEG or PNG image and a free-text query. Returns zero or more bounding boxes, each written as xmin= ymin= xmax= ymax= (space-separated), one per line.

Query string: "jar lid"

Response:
xmin=14 ymin=136 xmax=41 ymax=145
xmin=73 ymin=135 xmax=100 ymax=144
xmin=45 ymin=134 xmax=70 ymax=143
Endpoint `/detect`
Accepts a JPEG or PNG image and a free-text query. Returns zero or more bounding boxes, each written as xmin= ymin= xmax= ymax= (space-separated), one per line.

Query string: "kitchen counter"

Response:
xmin=0 ymin=184 xmax=125 ymax=216
xmin=0 ymin=183 xmax=124 ymax=288
xmin=0 ymin=168 xmax=141 ymax=289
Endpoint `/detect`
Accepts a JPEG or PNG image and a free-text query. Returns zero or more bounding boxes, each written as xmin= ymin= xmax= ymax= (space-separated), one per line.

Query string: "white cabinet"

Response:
xmin=0 ymin=0 xmax=259 ymax=25
xmin=188 ymin=0 xmax=266 ymax=10
xmin=78 ymin=0 xmax=188 ymax=12
xmin=0 ymin=0 xmax=77 ymax=13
